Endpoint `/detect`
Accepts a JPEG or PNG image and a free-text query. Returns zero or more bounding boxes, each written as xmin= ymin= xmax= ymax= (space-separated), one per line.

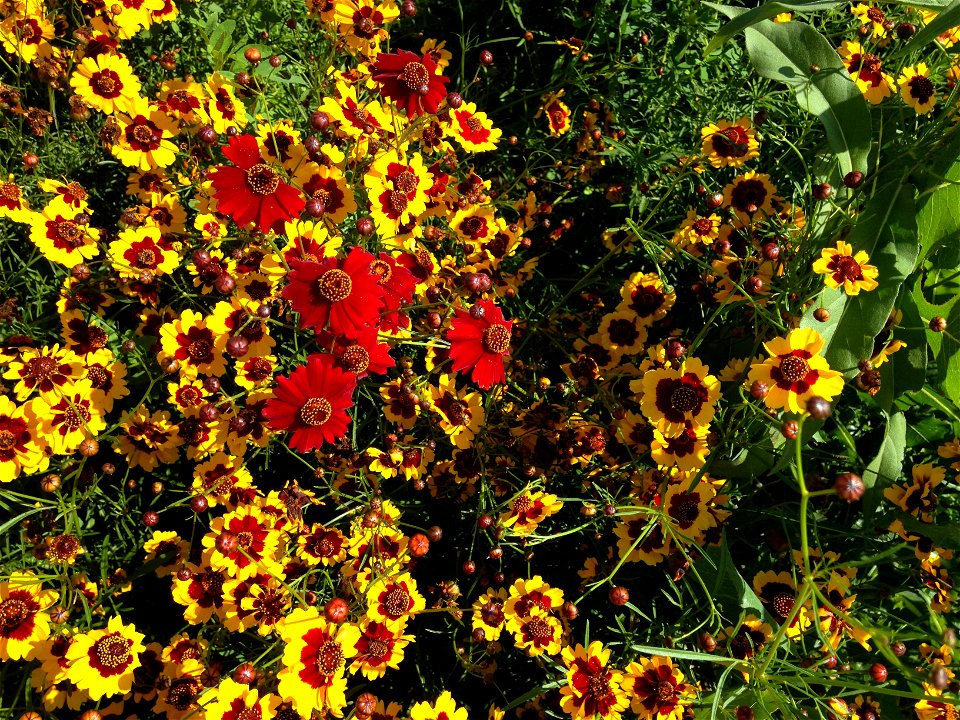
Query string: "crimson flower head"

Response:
xmin=372 ymin=50 xmax=449 ymax=118
xmin=209 ymin=134 xmax=305 ymax=234
xmin=263 ymin=353 xmax=356 ymax=452
xmin=446 ymin=299 xmax=512 ymax=390
xmin=282 ymin=247 xmax=385 ymax=340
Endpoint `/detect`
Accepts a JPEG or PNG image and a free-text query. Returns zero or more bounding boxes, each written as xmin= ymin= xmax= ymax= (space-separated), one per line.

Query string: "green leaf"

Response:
xmin=694 ymin=532 xmax=766 ymax=621
xmin=801 ymin=181 xmax=919 ymax=373
xmin=863 ymin=411 xmax=907 ymax=515
xmin=704 ymin=0 xmax=841 ymax=55
xmin=742 ymin=20 xmax=871 ymax=174
xmin=899 ymin=0 xmax=960 ymax=55
xmin=912 ymin=278 xmax=960 ymax=402
xmin=896 ymin=511 xmax=960 ymax=549
xmin=208 ymin=18 xmax=236 ymax=56
xmin=916 ymin=157 xmax=960 ymax=263
xmin=874 ymin=284 xmax=928 ymax=410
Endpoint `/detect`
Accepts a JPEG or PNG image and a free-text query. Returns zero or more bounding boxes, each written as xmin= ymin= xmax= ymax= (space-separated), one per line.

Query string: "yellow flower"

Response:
xmin=538 ymin=90 xmax=573 ymax=137
xmin=638 ymin=357 xmax=719 ymax=435
xmin=65 ymin=616 xmax=146 ymax=700
xmin=27 ymin=203 xmax=101 ymax=267
xmin=0 ymin=395 xmax=47 ymax=482
xmin=851 ymin=4 xmax=888 ymax=37
xmin=560 ymin=641 xmax=629 ymax=720
xmin=899 ymin=63 xmax=937 ymax=115
xmin=26 ymin=380 xmax=106 ymax=456
xmin=747 ymin=328 xmax=844 ymax=413
xmin=0 ymin=175 xmax=31 ymax=222
xmin=365 ymin=572 xmax=425 ymax=628
xmin=410 ymin=692 xmax=469 ymax=720
xmin=700 ymin=117 xmax=759 ymax=168
xmin=429 ymin=374 xmax=486 ymax=448
xmin=70 ymin=53 xmax=142 ymax=115
xmin=111 ymin=97 xmax=180 ymax=170
xmin=513 ymin=609 xmax=564 ymax=656
xmin=158 ymin=308 xmax=228 ymax=378
xmin=752 ymin=570 xmax=813 ymax=639
xmin=622 ymin=655 xmax=698 ymax=720
xmin=445 ymin=101 xmax=502 ymax=152
xmin=200 ymin=678 xmax=279 ymax=720
xmin=499 ymin=488 xmax=563 ymax=535
xmin=349 ymin=620 xmax=413 ymax=679
xmin=651 ymin=424 xmax=711 ymax=471
xmin=504 ymin=575 xmax=565 ymax=633
xmin=0 ymin=15 xmax=54 ymax=62
xmin=204 ymin=73 xmax=248 ymax=134
xmin=191 ymin=452 xmax=254 ymax=509
xmin=0 ymin=571 xmax=59 ymax=661
xmin=838 ymin=41 xmax=894 ymax=105
xmin=202 ymin=505 xmax=282 ymax=580
xmin=109 ymin=225 xmax=180 ymax=280
xmin=812 ymin=240 xmax=879 ymax=295
xmin=364 ymin=150 xmax=433 ymax=237
xmin=116 ymin=405 xmax=179 ymax=471
xmin=472 ymin=587 xmax=508 ymax=641
xmin=722 ymin=170 xmax=778 ymax=224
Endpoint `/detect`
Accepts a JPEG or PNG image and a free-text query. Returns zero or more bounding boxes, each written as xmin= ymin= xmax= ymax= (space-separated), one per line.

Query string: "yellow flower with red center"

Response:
xmin=722 ymin=171 xmax=778 ymax=224
xmin=0 ymin=15 xmax=54 ymax=62
xmin=207 ymin=298 xmax=275 ymax=358
xmin=292 ymin=163 xmax=357 ymax=226
xmin=332 ymin=0 xmax=399 ymax=56
xmin=410 ymin=691 xmax=469 ymax=720
xmin=651 ymin=424 xmax=710 ymax=472
xmin=204 ymin=73 xmax=248 ymax=134
xmin=838 ymin=41 xmax=894 ymax=105
xmin=321 ymin=81 xmax=391 ymax=138
xmin=899 ymin=63 xmax=937 ymax=115
xmin=700 ymin=117 xmax=759 ymax=168
xmin=0 ymin=571 xmax=59 ymax=661
xmin=116 ymin=405 xmax=179 ymax=471
xmin=111 ymin=97 xmax=180 ymax=170
xmin=240 ymin=578 xmax=292 ymax=636
xmin=199 ymin=678 xmax=279 ymax=720
xmin=916 ymin=696 xmax=959 ymax=720
xmin=719 ymin=614 xmax=774 ymax=660
xmin=747 ymin=328 xmax=844 ymax=413
xmin=560 ymin=641 xmax=629 ymax=720
xmin=614 ymin=509 xmax=669 ymax=566
xmin=143 ymin=530 xmax=190 ymax=578
xmin=429 ymin=374 xmax=486 ymax=448
xmin=622 ymin=656 xmax=697 ymax=720
xmin=445 ymin=102 xmax=502 ymax=152
xmin=752 ymin=570 xmax=813 ymax=639
xmin=70 ymin=53 xmax=141 ymax=116
xmin=539 ymin=90 xmax=572 ymax=137
xmin=499 ymin=488 xmax=563 ymax=535
xmin=191 ymin=452 xmax=254 ymax=509
xmin=297 ymin=524 xmax=348 ymax=567
xmin=202 ymin=505 xmax=283 ymax=580
xmin=0 ymin=175 xmax=30 ymax=222
xmin=616 ymin=272 xmax=675 ymax=324
xmin=638 ymin=358 xmax=719 ymax=435
xmin=472 ymin=587 xmax=508 ymax=641
xmin=277 ymin=607 xmax=361 ymax=717
xmin=513 ymin=609 xmax=564 ymax=657
xmin=158 ymin=308 xmax=228 ymax=378
xmin=365 ymin=571 xmax=425 ymax=628
xmin=27 ymin=202 xmax=101 ymax=267
xmin=171 ymin=564 xmax=228 ymax=624
xmin=109 ymin=226 xmax=179 ymax=280
xmin=64 ymin=615 xmax=146 ymax=700
xmin=812 ymin=241 xmax=879 ymax=295
xmin=257 ymin=119 xmax=307 ymax=170
xmin=104 ymin=0 xmax=165 ymax=38
xmin=884 ymin=463 xmax=945 ymax=523
xmin=350 ymin=620 xmax=413 ymax=679
xmin=0 ymin=395 xmax=47 ymax=481
xmin=661 ymin=480 xmax=719 ymax=548
xmin=504 ymin=575 xmax=565 ymax=633
xmin=27 ymin=380 xmax=106 ymax=456
xmin=851 ymin=4 xmax=887 ymax=36
xmin=364 ymin=150 xmax=433 ymax=237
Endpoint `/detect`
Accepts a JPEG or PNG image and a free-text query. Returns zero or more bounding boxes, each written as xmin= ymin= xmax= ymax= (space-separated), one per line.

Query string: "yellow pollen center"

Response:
xmin=93 ymin=633 xmax=131 ymax=669
xmin=299 ymin=397 xmax=332 ymax=426
xmin=245 ymin=164 xmax=280 ymax=195
xmin=399 ymin=62 xmax=430 ymax=93
xmin=0 ymin=598 xmax=28 ymax=628
xmin=779 ymin=356 xmax=810 ymax=383
xmin=316 ymin=640 xmax=344 ymax=675
xmin=316 ymin=268 xmax=352 ymax=302
xmin=482 ymin=325 xmax=510 ymax=354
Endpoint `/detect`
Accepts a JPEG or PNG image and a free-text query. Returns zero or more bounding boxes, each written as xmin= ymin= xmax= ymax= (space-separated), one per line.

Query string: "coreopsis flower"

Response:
xmin=446 ymin=300 xmax=512 ymax=390
xmin=885 ymin=463 xmax=945 ymax=522
xmin=0 ymin=15 xmax=54 ymax=62
xmin=638 ymin=358 xmax=719 ymax=435
xmin=297 ymin=524 xmax=348 ymax=567
xmin=899 ymin=63 xmax=937 ymax=115
xmin=200 ymin=679 xmax=279 ymax=720
xmin=539 ymin=90 xmax=572 ymax=137
xmin=350 ymin=620 xmax=413 ymax=679
xmin=838 ymin=41 xmax=894 ymax=105
xmin=409 ymin=692 xmax=469 ymax=720
xmin=753 ymin=570 xmax=813 ymax=639
xmin=282 ymin=248 xmax=385 ymax=339
xmin=617 ymin=272 xmax=675 ymax=323
xmin=747 ymin=328 xmax=844 ymax=413
xmin=27 ymin=380 xmax=106 ymax=455
xmin=105 ymin=0 xmax=165 ymax=38
xmin=722 ymin=171 xmax=777 ymax=224
xmin=651 ymin=424 xmax=710 ymax=471
xmin=812 ymin=241 xmax=879 ymax=295
xmin=504 ymin=575 xmax=565 ymax=632
xmin=560 ymin=641 xmax=629 ymax=720
xmin=263 ymin=353 xmax=356 ymax=452
xmin=614 ymin=510 xmax=669 ymax=565
xmin=513 ymin=609 xmax=564 ymax=657
xmin=0 ymin=395 xmax=47 ymax=481
xmin=109 ymin=226 xmax=179 ymax=279
xmin=364 ymin=150 xmax=433 ymax=236
xmin=623 ymin=656 xmax=698 ymax=720
xmin=372 ymin=49 xmax=449 ymax=117
xmin=158 ymin=308 xmax=228 ymax=378
xmin=0 ymin=175 xmax=30 ymax=222
xmin=719 ymin=615 xmax=774 ymax=660
xmin=143 ymin=530 xmax=190 ymax=578
xmin=204 ymin=73 xmax=248 ymax=134
xmin=65 ymin=616 xmax=146 ymax=700
xmin=365 ymin=572 xmax=425 ymax=628
xmin=700 ymin=117 xmax=759 ymax=168
xmin=70 ymin=53 xmax=141 ymax=115
xmin=321 ymin=81 xmax=392 ymax=138
xmin=499 ymin=489 xmax=563 ymax=535
xmin=4 ymin=344 xmax=82 ymax=401
xmin=191 ymin=452 xmax=254 ymax=508
xmin=116 ymin=406 xmax=179 ymax=471
xmin=207 ymin=299 xmax=275 ymax=358
xmin=27 ymin=203 xmax=101 ymax=267
xmin=428 ymin=374 xmax=485 ymax=448
xmin=210 ymin=134 xmax=306 ymax=234
xmin=157 ymin=78 xmax=207 ymax=124
xmin=916 ymin=696 xmax=959 ymax=720
xmin=111 ymin=97 xmax=180 ymax=170
xmin=472 ymin=587 xmax=508 ymax=641
xmin=0 ymin=571 xmax=59 ymax=661
xmin=240 ymin=579 xmax=291 ymax=635
xmin=662 ymin=480 xmax=719 ymax=549
xmin=171 ymin=564 xmax=227 ymax=624
xmin=277 ymin=607 xmax=361 ymax=717
xmin=333 ymin=0 xmax=399 ymax=55
xmin=294 ymin=164 xmax=357 ymax=225
xmin=44 ymin=533 xmax=85 ymax=566
xmin=203 ymin=505 xmax=283 ymax=580
xmin=257 ymin=119 xmax=306 ymax=170
xmin=446 ymin=101 xmax=502 ymax=152
xmin=851 ymin=4 xmax=888 ymax=37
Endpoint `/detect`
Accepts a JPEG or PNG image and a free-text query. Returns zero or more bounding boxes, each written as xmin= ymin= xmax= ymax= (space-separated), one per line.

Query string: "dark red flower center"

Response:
xmin=370 ymin=259 xmax=392 ymax=284
xmin=778 ymin=356 xmax=810 ymax=383
xmin=513 ymin=495 xmax=532 ymax=513
xmin=656 ymin=681 xmax=676 ymax=702
xmin=88 ymin=366 xmax=109 ymax=388
xmin=834 ymin=255 xmax=864 ymax=281
xmin=26 ymin=356 xmax=58 ymax=381
xmin=57 ymin=221 xmax=81 ymax=243
xmin=588 ymin=675 xmax=611 ymax=699
xmin=712 ymin=126 xmax=749 ymax=158
xmin=92 ymin=633 xmax=132 ymax=669
xmin=187 ymin=338 xmax=214 ymax=363
xmin=0 ymin=430 xmax=15 ymax=450
xmin=399 ymin=61 xmax=431 ymax=94
xmin=367 ymin=638 xmax=389 ymax=657
xmin=909 ymin=75 xmax=935 ymax=102
xmin=730 ymin=179 xmax=768 ymax=214
xmin=0 ymin=598 xmax=29 ymax=628
xmin=316 ymin=640 xmax=344 ymax=675
xmin=867 ymin=6 xmax=884 ymax=22
xmin=384 ymin=585 xmax=410 ymax=617
xmin=670 ymin=386 xmax=699 ymax=413
xmin=338 ymin=345 xmax=370 ymax=374
xmin=772 ymin=592 xmax=795 ymax=618
xmin=388 ymin=190 xmax=408 ymax=213
xmin=246 ymin=164 xmax=281 ymax=195
xmin=132 ymin=124 xmax=156 ymax=145
xmin=93 ymin=70 xmax=121 ymax=97
xmin=299 ymin=397 xmax=332 ymax=427
xmin=63 ymin=403 xmax=90 ymax=430
xmin=137 ymin=248 xmax=157 ymax=266
xmin=316 ymin=268 xmax=352 ymax=302
xmin=482 ymin=324 xmax=510 ymax=354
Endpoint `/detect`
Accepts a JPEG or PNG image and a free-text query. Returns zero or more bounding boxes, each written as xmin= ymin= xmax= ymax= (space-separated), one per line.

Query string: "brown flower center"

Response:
xmin=465 ymin=116 xmax=483 ymax=133
xmin=56 ymin=221 xmax=81 ymax=243
xmin=370 ymin=259 xmax=392 ymax=284
xmin=93 ymin=633 xmax=132 ymax=668
xmin=245 ymin=164 xmax=280 ymax=195
xmin=93 ymin=70 xmax=119 ymax=95
xmin=299 ymin=397 xmax=332 ymax=427
xmin=26 ymin=356 xmax=58 ymax=381
xmin=187 ymin=338 xmax=213 ymax=363
xmin=383 ymin=585 xmax=410 ymax=618
xmin=527 ymin=617 xmax=552 ymax=640
xmin=910 ymin=75 xmax=935 ymax=102
xmin=235 ymin=531 xmax=253 ymax=549
xmin=482 ymin=324 xmax=510 ymax=354
xmin=47 ymin=533 xmax=81 ymax=562
xmin=399 ymin=61 xmax=430 ymax=93
xmin=779 ymin=356 xmax=810 ymax=383
xmin=236 ymin=709 xmax=261 ymax=720
xmin=588 ymin=675 xmax=611 ymax=699
xmin=395 ymin=170 xmax=419 ymax=195
xmin=137 ymin=248 xmax=157 ymax=266
xmin=866 ymin=6 xmax=884 ymax=22
xmin=132 ymin=124 xmax=155 ymax=145
xmin=835 ymin=255 xmax=864 ymax=281
xmin=367 ymin=638 xmax=389 ymax=658
xmin=771 ymin=591 xmax=795 ymax=618
xmin=656 ymin=681 xmax=676 ymax=702
xmin=0 ymin=598 xmax=29 ymax=628
xmin=388 ymin=189 xmax=408 ymax=214
xmin=316 ymin=640 xmax=344 ymax=675
xmin=316 ymin=268 xmax=352 ymax=302
xmin=693 ymin=217 xmax=715 ymax=235
xmin=0 ymin=430 xmax=15 ymax=451
xmin=513 ymin=495 xmax=532 ymax=514
xmin=338 ymin=345 xmax=370 ymax=374
xmin=87 ymin=366 xmax=108 ymax=389
xmin=670 ymin=385 xmax=699 ymax=413
xmin=63 ymin=403 xmax=91 ymax=430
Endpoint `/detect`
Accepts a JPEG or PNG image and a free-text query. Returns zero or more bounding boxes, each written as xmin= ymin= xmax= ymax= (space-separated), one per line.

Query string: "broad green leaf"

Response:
xmin=875 ymin=284 xmax=928 ymax=410
xmin=896 ymin=512 xmax=960 ymax=549
xmin=912 ymin=278 xmax=960 ymax=403
xmin=704 ymin=0 xmax=841 ymax=55
xmin=863 ymin=411 xmax=907 ymax=515
xmin=209 ymin=18 xmax=235 ymax=56
xmin=801 ymin=181 xmax=919 ymax=373
xmin=743 ymin=20 xmax=871 ymax=174
xmin=694 ymin=533 xmax=766 ymax=621
xmin=916 ymin=154 xmax=960 ymax=263
xmin=899 ymin=0 xmax=960 ymax=55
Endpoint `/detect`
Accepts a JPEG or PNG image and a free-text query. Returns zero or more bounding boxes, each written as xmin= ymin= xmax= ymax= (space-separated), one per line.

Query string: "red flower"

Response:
xmin=323 ymin=327 xmax=395 ymax=378
xmin=209 ymin=135 xmax=305 ymax=234
xmin=281 ymin=247 xmax=385 ymax=340
xmin=446 ymin=299 xmax=512 ymax=390
xmin=372 ymin=50 xmax=449 ymax=118
xmin=370 ymin=252 xmax=417 ymax=334
xmin=263 ymin=353 xmax=355 ymax=452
